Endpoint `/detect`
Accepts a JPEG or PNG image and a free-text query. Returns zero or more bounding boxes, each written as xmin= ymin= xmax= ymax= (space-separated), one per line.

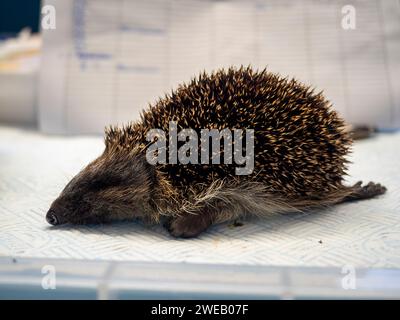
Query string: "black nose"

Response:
xmin=46 ymin=211 xmax=59 ymax=225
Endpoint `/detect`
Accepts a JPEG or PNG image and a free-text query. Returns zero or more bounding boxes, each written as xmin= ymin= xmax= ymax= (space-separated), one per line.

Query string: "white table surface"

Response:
xmin=0 ymin=125 xmax=399 ymax=268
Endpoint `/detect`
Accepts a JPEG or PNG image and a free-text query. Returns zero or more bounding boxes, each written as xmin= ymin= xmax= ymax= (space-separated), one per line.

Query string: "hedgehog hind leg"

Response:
xmin=340 ymin=181 xmax=387 ymax=203
xmin=164 ymin=180 xmax=300 ymax=238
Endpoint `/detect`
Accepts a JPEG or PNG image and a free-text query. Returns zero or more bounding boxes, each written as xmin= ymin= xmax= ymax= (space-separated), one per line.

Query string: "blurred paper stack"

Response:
xmin=0 ymin=28 xmax=41 ymax=126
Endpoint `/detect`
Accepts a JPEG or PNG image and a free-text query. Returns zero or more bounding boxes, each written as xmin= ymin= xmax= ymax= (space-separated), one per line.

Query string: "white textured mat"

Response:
xmin=0 ymin=126 xmax=399 ymax=268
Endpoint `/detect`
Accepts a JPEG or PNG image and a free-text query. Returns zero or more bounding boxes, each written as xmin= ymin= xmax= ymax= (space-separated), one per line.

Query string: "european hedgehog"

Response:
xmin=46 ymin=67 xmax=386 ymax=238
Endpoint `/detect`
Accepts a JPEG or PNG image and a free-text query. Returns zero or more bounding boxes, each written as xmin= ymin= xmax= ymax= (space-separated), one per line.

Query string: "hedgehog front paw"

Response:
xmin=165 ymin=213 xmax=213 ymax=238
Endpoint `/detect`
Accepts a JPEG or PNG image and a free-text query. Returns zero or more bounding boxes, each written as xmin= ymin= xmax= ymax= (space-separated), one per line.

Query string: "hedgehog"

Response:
xmin=46 ymin=66 xmax=386 ymax=238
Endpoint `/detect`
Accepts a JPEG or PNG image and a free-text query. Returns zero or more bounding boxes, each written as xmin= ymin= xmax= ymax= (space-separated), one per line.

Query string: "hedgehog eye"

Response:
xmin=90 ymin=180 xmax=109 ymax=190
xmin=89 ymin=177 xmax=119 ymax=191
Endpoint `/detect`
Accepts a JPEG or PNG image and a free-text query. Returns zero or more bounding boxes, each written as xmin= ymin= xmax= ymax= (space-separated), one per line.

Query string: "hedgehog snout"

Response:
xmin=46 ymin=205 xmax=68 ymax=226
xmin=46 ymin=210 xmax=59 ymax=225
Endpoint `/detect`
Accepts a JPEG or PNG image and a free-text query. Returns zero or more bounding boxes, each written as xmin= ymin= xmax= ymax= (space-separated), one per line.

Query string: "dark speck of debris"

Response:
xmin=318 ymin=240 xmax=323 ymax=244
xmin=12 ymin=258 xmax=17 ymax=263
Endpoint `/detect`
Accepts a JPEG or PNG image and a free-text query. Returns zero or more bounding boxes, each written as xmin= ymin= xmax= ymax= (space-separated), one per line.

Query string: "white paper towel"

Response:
xmin=0 ymin=125 xmax=399 ymax=268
